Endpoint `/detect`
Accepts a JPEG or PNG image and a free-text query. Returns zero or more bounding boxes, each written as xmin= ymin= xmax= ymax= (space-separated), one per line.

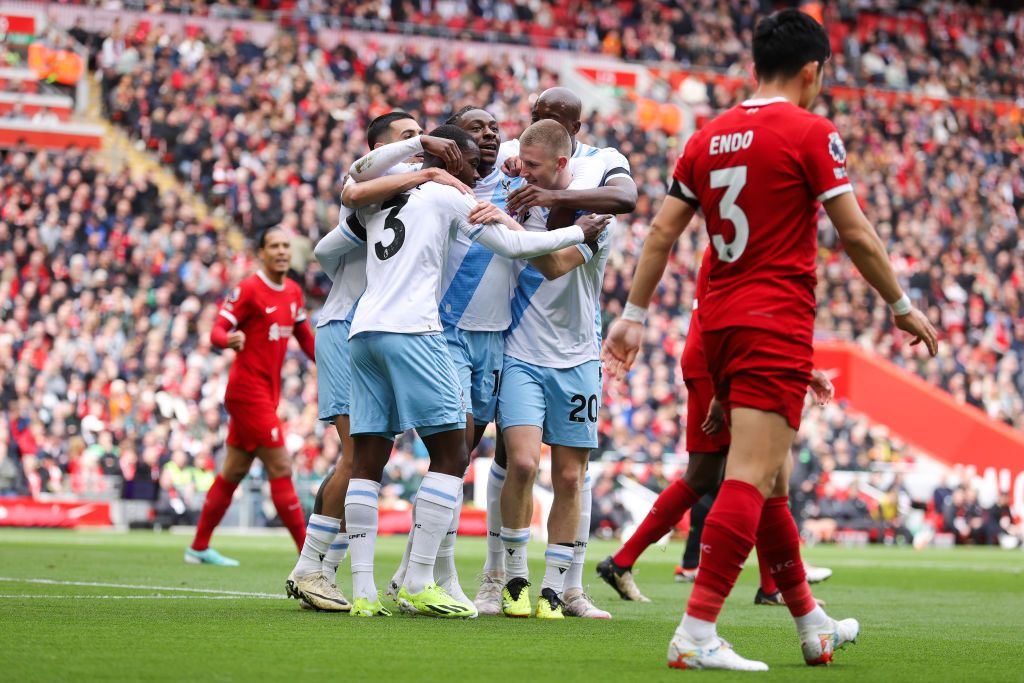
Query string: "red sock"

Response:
xmin=270 ymin=475 xmax=307 ymax=551
xmin=756 ymin=545 xmax=779 ymax=594
xmin=191 ymin=475 xmax=238 ymax=551
xmin=756 ymin=496 xmax=816 ymax=618
xmin=686 ymin=480 xmax=764 ymax=622
xmin=614 ymin=479 xmax=701 ymax=567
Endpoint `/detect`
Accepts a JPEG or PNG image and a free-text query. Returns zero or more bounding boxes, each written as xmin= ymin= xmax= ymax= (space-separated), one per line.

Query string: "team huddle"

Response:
xmin=183 ymin=10 xmax=939 ymax=673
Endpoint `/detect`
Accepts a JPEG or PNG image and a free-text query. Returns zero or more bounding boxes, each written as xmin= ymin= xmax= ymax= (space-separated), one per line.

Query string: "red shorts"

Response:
xmin=225 ymin=399 xmax=284 ymax=452
xmin=702 ymin=327 xmax=812 ymax=431
xmin=684 ymin=376 xmax=731 ymax=454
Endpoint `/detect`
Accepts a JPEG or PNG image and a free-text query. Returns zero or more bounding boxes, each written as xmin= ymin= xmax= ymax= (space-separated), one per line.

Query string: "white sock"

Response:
xmin=434 ymin=489 xmax=463 ymax=586
xmin=483 ymin=463 xmax=506 ymax=574
xmin=391 ymin=500 xmax=416 ymax=589
xmin=681 ymin=613 xmax=717 ymax=643
xmin=404 ymin=472 xmax=462 ymax=594
xmin=322 ymin=539 xmax=348 ymax=585
xmin=541 ymin=543 xmax=573 ymax=593
xmin=293 ymin=514 xmax=340 ymax=577
xmin=501 ymin=526 xmax=530 ymax=580
xmin=345 ymin=479 xmax=381 ymax=601
xmin=795 ymin=605 xmax=830 ymax=632
xmin=563 ymin=472 xmax=592 ymax=594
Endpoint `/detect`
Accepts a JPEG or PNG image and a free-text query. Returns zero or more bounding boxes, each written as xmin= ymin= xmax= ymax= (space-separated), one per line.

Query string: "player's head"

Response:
xmin=518 ymin=120 xmax=571 ymax=189
xmin=256 ymin=226 xmax=291 ymax=276
xmin=752 ymin=9 xmax=831 ymax=109
xmin=531 ymin=87 xmax=582 ymax=140
xmin=366 ymin=111 xmax=422 ymax=150
xmin=422 ymin=124 xmax=481 ymax=186
xmin=446 ymin=106 xmax=499 ymax=170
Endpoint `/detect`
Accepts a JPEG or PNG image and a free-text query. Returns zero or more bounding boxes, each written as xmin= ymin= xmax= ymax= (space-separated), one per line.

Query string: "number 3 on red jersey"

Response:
xmin=709 ymin=166 xmax=748 ymax=263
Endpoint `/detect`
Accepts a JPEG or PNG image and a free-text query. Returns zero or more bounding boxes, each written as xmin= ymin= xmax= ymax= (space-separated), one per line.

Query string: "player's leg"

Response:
xmin=344 ymin=331 xmax=399 ymax=617
xmin=255 ymin=444 xmax=306 ymax=551
xmin=536 ymin=444 xmax=587 ymax=619
xmin=186 ymin=443 xmax=251 ymax=566
xmin=495 ymin=357 xmax=546 ymax=617
xmin=321 ymin=416 xmax=354 ymax=584
xmin=599 ymin=375 xmax=728 ymax=601
xmin=679 ymin=488 xmax=717 ymax=581
xmin=755 ymin=456 xmax=857 ymax=664
xmin=387 ymin=331 xmax=475 ymax=618
xmin=475 ymin=425 xmax=508 ymax=614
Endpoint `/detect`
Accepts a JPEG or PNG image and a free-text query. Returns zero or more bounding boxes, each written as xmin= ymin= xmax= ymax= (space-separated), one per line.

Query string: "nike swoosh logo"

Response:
xmin=265 ymin=306 xmax=277 ymax=313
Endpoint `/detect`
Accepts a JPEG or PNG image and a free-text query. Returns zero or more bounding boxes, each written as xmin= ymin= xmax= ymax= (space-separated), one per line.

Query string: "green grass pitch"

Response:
xmin=1 ymin=529 xmax=1021 ymax=682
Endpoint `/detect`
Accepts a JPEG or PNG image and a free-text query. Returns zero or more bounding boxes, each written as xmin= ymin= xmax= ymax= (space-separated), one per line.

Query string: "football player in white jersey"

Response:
xmin=285 ymin=112 xmax=470 ymax=612
xmin=481 ymin=90 xmax=639 ymax=619
xmin=331 ymin=125 xmax=609 ymax=618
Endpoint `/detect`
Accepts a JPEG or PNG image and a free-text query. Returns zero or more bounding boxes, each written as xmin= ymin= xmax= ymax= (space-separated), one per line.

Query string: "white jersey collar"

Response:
xmin=741 ymin=97 xmax=789 ymax=107
xmin=257 ymin=269 xmax=286 ymax=291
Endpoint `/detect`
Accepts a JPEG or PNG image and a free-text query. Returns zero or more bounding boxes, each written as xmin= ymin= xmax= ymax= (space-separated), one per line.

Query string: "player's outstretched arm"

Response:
xmin=602 ymin=194 xmax=695 ymax=379
xmin=461 ymin=198 xmax=596 ymax=259
xmin=528 ymin=214 xmax=611 ymax=280
xmin=506 ymin=167 xmax=637 ymax=216
xmin=342 ymin=169 xmax=471 ymax=209
xmin=824 ymin=192 xmax=938 ymax=356
xmin=349 ymin=134 xmax=462 ymax=182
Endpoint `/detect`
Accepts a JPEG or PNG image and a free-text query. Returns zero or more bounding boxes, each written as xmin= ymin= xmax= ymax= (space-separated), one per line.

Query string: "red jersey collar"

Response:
xmin=741 ymin=97 xmax=789 ymax=107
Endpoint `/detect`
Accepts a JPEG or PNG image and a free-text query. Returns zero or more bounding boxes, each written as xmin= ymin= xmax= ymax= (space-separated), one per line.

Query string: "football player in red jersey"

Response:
xmin=185 ymin=227 xmax=316 ymax=566
xmin=604 ymin=9 xmax=937 ymax=671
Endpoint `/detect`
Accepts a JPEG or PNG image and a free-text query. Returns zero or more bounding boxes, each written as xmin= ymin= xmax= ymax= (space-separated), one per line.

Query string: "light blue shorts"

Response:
xmin=349 ymin=331 xmax=467 ymax=440
xmin=497 ymin=356 xmax=602 ymax=448
xmin=443 ymin=326 xmax=504 ymax=425
xmin=316 ymin=320 xmax=352 ymax=421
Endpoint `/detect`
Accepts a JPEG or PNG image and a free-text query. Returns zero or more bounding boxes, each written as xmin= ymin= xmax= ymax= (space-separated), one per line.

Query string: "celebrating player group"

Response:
xmin=190 ymin=9 xmax=938 ymax=673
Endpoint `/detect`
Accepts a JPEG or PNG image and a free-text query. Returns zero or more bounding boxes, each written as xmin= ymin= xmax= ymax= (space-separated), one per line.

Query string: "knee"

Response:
xmin=551 ymin=461 xmax=584 ymax=496
xmin=265 ymin=459 xmax=292 ymax=480
xmin=505 ymin=450 xmax=538 ymax=486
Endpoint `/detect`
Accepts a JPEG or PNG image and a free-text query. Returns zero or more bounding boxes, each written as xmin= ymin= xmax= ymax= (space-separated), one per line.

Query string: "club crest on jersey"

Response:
xmin=828 ymin=132 xmax=847 ymax=164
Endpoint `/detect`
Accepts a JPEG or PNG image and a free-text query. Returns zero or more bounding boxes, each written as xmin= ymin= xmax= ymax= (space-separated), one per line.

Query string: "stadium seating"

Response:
xmin=1 ymin=4 xmax=1020 ymax=545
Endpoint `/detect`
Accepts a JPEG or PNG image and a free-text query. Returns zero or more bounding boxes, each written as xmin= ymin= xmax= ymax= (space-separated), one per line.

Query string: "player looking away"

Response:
xmin=603 ymin=9 xmax=937 ymax=671
xmin=186 ymin=227 xmax=316 ymax=566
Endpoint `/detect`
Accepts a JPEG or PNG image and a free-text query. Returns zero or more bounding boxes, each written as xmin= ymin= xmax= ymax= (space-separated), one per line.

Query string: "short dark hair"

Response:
xmin=366 ymin=111 xmax=416 ymax=149
xmin=421 ymin=125 xmax=476 ymax=168
xmin=445 ymin=105 xmax=480 ymax=126
xmin=752 ymin=9 xmax=831 ymax=82
xmin=255 ymin=226 xmax=286 ymax=250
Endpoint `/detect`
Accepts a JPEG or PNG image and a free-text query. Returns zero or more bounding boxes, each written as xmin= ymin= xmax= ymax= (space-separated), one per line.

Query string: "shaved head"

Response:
xmin=531 ymin=87 xmax=582 ymax=145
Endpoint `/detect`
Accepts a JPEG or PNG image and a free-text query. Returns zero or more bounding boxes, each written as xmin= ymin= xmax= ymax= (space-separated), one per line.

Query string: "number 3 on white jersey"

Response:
xmin=709 ymin=165 xmax=748 ymax=263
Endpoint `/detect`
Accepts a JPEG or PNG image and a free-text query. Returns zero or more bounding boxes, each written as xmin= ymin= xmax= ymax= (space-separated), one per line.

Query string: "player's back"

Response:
xmin=350 ymin=182 xmax=471 ymax=337
xmin=674 ymin=97 xmax=851 ymax=341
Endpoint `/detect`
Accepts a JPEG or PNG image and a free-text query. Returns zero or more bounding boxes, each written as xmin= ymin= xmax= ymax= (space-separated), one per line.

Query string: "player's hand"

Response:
xmin=576 ymin=213 xmax=612 ymax=242
xmin=601 ymin=318 xmax=644 ymax=379
xmin=227 ymin=331 xmax=246 ymax=351
xmin=808 ymin=369 xmax=835 ymax=406
xmin=468 ymin=200 xmax=511 ymax=226
xmin=701 ymin=397 xmax=726 ymax=435
xmin=420 ymin=135 xmax=462 ymax=174
xmin=506 ymin=184 xmax=560 ymax=217
xmin=895 ymin=307 xmax=938 ymax=356
xmin=502 ymin=155 xmax=522 ymax=177
xmin=424 ymin=167 xmax=472 ymax=195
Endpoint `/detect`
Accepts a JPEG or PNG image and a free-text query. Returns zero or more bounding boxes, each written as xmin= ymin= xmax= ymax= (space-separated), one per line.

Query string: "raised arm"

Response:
xmin=348 ymin=136 xmax=424 ymax=182
xmin=342 ymin=169 xmax=471 ymax=209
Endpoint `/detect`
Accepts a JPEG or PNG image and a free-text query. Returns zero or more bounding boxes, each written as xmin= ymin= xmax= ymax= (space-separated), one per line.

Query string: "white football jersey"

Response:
xmin=349 ymin=182 xmax=587 ymax=337
xmin=438 ymin=144 xmax=604 ymax=332
xmin=316 ymin=163 xmax=420 ymax=327
xmin=503 ymin=207 xmax=612 ymax=369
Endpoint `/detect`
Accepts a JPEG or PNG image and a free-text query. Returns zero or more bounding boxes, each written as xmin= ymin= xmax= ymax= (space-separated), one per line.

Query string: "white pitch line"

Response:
xmin=0 ymin=594 xmax=274 ymax=600
xmin=0 ymin=577 xmax=286 ymax=599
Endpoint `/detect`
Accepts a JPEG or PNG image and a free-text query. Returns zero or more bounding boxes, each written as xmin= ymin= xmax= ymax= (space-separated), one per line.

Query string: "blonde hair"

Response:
xmin=519 ymin=120 xmax=571 ymax=159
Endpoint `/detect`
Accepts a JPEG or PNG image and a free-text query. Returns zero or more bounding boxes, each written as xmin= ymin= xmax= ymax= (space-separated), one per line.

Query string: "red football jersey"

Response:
xmin=217 ymin=270 xmax=307 ymax=406
xmin=671 ymin=97 xmax=852 ymax=342
xmin=680 ymin=249 xmax=712 ymax=379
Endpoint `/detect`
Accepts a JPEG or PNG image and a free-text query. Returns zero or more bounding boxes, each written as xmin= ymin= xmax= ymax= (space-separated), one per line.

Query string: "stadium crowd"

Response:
xmin=75 ymin=0 xmax=1024 ymax=101
xmin=1 ymin=8 xmax=1021 ymax=545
